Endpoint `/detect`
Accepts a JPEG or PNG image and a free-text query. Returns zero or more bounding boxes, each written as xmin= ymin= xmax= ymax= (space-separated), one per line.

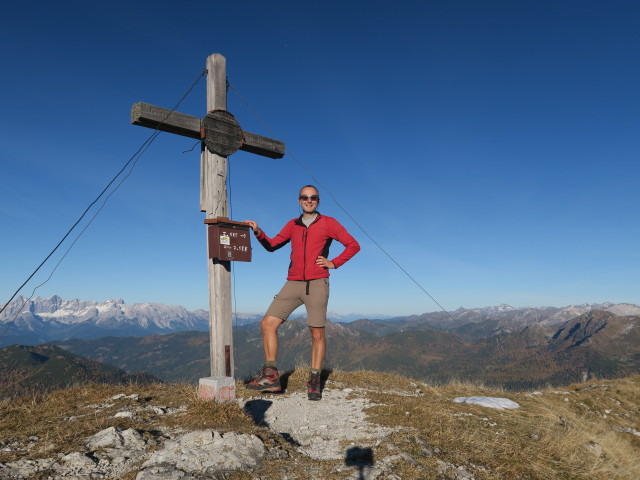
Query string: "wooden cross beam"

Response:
xmin=130 ymin=53 xmax=285 ymax=401
xmin=131 ymin=103 xmax=285 ymax=159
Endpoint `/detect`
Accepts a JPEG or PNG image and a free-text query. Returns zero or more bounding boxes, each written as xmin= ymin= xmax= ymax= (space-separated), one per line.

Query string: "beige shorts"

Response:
xmin=265 ymin=278 xmax=330 ymax=327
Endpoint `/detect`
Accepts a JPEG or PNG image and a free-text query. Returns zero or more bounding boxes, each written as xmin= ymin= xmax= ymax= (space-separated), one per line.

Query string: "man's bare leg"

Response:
xmin=309 ymin=326 xmax=326 ymax=370
xmin=262 ymin=315 xmax=284 ymax=362
xmin=307 ymin=326 xmax=325 ymax=400
xmin=246 ymin=315 xmax=285 ymax=392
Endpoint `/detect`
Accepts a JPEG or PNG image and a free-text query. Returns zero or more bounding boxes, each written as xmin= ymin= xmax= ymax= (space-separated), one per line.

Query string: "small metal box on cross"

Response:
xmin=205 ymin=217 xmax=252 ymax=263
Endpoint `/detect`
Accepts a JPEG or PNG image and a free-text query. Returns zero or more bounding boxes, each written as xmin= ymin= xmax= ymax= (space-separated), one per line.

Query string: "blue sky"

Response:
xmin=1 ymin=1 xmax=639 ymax=316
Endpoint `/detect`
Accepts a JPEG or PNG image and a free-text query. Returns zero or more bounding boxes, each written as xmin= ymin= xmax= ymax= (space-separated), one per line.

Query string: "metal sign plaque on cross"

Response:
xmin=130 ymin=53 xmax=285 ymax=401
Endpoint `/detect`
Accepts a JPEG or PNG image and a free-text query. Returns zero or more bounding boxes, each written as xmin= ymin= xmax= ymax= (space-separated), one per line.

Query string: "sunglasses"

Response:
xmin=299 ymin=195 xmax=319 ymax=202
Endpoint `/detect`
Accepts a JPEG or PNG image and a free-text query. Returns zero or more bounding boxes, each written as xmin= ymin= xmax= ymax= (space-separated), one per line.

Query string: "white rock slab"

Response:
xmin=453 ymin=396 xmax=520 ymax=410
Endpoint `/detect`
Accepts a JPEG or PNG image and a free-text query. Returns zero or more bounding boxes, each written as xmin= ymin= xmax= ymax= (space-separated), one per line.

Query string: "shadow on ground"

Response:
xmin=345 ymin=446 xmax=375 ymax=480
xmin=244 ymin=399 xmax=273 ymax=427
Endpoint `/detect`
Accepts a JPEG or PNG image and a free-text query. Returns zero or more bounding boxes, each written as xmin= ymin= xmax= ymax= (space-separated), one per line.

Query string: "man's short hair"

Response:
xmin=299 ymin=184 xmax=319 ymax=196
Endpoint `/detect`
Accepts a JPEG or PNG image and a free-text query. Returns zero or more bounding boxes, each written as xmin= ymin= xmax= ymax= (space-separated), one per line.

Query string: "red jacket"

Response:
xmin=255 ymin=213 xmax=360 ymax=281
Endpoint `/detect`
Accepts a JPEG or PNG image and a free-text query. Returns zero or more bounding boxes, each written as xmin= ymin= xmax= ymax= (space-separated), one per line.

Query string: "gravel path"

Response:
xmin=241 ymin=385 xmax=396 ymax=460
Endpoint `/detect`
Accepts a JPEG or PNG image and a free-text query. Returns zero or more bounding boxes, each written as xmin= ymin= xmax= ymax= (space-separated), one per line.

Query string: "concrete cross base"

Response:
xmin=198 ymin=376 xmax=236 ymax=402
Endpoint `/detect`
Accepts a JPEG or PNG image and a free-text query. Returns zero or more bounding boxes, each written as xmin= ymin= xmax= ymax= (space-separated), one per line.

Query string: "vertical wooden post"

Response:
xmin=131 ymin=53 xmax=284 ymax=401
xmin=198 ymin=53 xmax=235 ymax=401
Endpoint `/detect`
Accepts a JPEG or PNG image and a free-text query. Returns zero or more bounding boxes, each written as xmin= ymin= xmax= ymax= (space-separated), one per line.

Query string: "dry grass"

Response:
xmin=357 ymin=374 xmax=640 ymax=480
xmin=1 ymin=373 xmax=639 ymax=480
xmin=0 ymin=381 xmax=256 ymax=463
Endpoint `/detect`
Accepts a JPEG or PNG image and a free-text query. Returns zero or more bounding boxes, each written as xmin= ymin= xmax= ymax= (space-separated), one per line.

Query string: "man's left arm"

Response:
xmin=328 ymin=220 xmax=360 ymax=269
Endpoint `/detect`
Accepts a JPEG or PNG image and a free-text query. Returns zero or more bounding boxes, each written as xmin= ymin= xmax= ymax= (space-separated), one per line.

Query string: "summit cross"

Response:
xmin=131 ymin=53 xmax=285 ymax=401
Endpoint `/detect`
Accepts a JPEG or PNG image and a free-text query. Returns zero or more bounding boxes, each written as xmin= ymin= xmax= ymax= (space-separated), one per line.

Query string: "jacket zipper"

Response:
xmin=302 ymin=228 xmax=308 ymax=281
xmin=299 ymin=214 xmax=319 ymax=284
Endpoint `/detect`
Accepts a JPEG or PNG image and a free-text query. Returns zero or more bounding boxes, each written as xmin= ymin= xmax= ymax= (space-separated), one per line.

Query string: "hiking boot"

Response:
xmin=307 ymin=371 xmax=322 ymax=401
xmin=246 ymin=366 xmax=281 ymax=392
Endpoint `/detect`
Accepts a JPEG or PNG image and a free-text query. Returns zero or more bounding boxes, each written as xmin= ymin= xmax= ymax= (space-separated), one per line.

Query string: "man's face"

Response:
xmin=298 ymin=187 xmax=319 ymax=214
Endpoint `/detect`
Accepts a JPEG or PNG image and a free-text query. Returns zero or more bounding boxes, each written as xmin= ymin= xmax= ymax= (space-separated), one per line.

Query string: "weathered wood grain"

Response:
xmin=130 ymin=52 xmax=287 ymax=400
xmin=203 ymin=54 xmax=234 ymax=382
xmin=130 ymin=102 xmax=201 ymax=139
xmin=202 ymin=110 xmax=243 ymax=157
xmin=242 ymin=131 xmax=285 ymax=158
xmin=131 ymin=102 xmax=285 ymax=158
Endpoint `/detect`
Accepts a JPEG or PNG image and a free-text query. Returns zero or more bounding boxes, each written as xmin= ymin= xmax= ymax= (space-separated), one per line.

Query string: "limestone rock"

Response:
xmin=139 ymin=430 xmax=266 ymax=477
xmin=0 ymin=458 xmax=57 ymax=479
xmin=60 ymin=451 xmax=97 ymax=469
xmin=86 ymin=426 xmax=146 ymax=451
xmin=137 ymin=464 xmax=196 ymax=480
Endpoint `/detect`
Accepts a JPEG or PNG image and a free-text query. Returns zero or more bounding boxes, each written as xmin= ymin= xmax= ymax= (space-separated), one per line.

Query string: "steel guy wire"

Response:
xmin=228 ymin=81 xmax=457 ymax=322
xmin=4 ymin=129 xmax=157 ymax=331
xmin=0 ymin=69 xmax=207 ymax=321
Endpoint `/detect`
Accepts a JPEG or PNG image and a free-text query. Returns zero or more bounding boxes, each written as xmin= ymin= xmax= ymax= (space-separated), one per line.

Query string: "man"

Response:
xmin=243 ymin=185 xmax=360 ymax=400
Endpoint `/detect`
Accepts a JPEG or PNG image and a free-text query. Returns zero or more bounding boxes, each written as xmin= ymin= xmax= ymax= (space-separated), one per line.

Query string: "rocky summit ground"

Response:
xmin=243 ymin=387 xmax=397 ymax=461
xmin=1 ymin=370 xmax=639 ymax=479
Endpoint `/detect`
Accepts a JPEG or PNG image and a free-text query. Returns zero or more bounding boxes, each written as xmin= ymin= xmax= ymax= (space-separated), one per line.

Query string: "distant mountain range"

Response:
xmin=3 ymin=295 xmax=640 ymax=348
xmin=3 ymin=296 xmax=640 ymax=390
xmin=377 ymin=302 xmax=640 ymax=339
xmin=0 ymin=296 xmax=389 ymax=347
xmin=0 ymin=296 xmax=216 ymax=347
xmin=52 ymin=310 xmax=640 ymax=390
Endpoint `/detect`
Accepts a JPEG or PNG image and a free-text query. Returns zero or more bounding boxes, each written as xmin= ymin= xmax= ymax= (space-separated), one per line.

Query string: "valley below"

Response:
xmin=48 ymin=309 xmax=640 ymax=392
